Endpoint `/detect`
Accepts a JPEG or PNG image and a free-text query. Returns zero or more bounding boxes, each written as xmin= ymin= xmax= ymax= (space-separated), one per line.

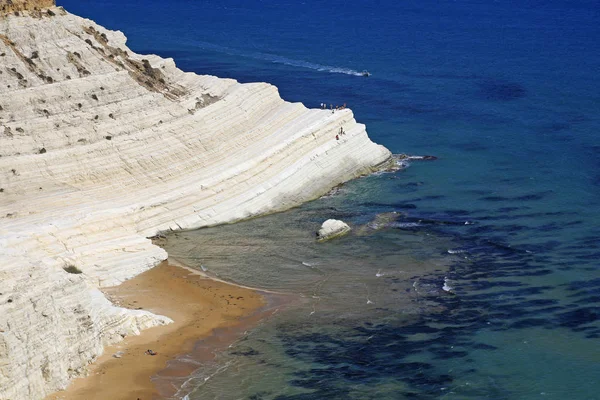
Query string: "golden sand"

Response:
xmin=46 ymin=261 xmax=266 ymax=400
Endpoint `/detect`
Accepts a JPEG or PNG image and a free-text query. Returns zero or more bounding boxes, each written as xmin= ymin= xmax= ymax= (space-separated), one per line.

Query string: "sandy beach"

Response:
xmin=45 ymin=261 xmax=267 ymax=400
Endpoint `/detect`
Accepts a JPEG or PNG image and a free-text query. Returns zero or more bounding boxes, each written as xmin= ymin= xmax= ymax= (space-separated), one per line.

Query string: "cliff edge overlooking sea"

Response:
xmin=0 ymin=2 xmax=391 ymax=398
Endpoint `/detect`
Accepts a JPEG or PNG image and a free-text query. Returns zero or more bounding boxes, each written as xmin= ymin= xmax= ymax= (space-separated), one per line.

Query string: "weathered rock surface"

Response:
xmin=0 ymin=4 xmax=391 ymax=399
xmin=0 ymin=0 xmax=55 ymax=17
xmin=317 ymin=219 xmax=352 ymax=241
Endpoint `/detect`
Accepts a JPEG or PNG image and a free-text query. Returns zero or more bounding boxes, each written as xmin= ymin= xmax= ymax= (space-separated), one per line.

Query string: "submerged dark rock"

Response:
xmin=478 ymin=79 xmax=527 ymax=101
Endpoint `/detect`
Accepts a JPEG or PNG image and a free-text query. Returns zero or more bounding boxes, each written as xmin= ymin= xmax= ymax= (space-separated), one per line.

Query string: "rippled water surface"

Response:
xmin=61 ymin=0 xmax=600 ymax=398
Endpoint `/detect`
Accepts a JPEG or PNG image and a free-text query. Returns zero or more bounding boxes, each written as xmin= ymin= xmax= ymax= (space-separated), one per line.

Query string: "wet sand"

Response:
xmin=46 ymin=261 xmax=268 ymax=400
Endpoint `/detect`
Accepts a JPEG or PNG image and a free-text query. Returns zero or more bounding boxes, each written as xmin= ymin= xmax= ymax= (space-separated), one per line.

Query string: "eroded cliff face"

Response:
xmin=0 ymin=5 xmax=391 ymax=399
xmin=0 ymin=0 xmax=55 ymax=16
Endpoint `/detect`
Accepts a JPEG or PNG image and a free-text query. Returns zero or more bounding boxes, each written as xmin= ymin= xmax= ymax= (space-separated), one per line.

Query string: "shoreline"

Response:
xmin=153 ymin=285 xmax=292 ymax=399
xmin=45 ymin=261 xmax=287 ymax=400
xmin=167 ymin=256 xmax=290 ymax=295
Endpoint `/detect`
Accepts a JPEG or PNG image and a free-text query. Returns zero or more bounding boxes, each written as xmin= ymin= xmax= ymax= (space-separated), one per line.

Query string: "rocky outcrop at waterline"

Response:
xmin=317 ymin=219 xmax=351 ymax=241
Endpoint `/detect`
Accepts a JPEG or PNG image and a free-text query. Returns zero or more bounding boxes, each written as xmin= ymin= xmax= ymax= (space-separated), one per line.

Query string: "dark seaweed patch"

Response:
xmin=455 ymin=141 xmax=489 ymax=152
xmin=509 ymin=318 xmax=548 ymax=329
xmin=249 ymin=391 xmax=272 ymax=400
xmin=557 ymin=308 xmax=599 ymax=328
xmin=276 ymin=320 xmax=462 ymax=397
xmin=514 ymin=191 xmax=553 ymax=201
xmin=481 ymin=196 xmax=507 ymax=202
xmin=271 ymin=218 xmax=598 ymax=397
xmin=538 ymin=121 xmax=571 ymax=133
xmin=478 ymin=80 xmax=527 ymax=101
xmin=396 ymin=203 xmax=417 ymax=209
xmin=496 ymin=207 xmax=524 ymax=213
xmin=230 ymin=346 xmax=260 ymax=356
xmin=471 ymin=343 xmax=498 ymax=350
xmin=481 ymin=191 xmax=552 ymax=203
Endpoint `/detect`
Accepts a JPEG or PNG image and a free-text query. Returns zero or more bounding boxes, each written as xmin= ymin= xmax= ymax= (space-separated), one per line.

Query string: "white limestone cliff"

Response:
xmin=0 ymin=4 xmax=391 ymax=399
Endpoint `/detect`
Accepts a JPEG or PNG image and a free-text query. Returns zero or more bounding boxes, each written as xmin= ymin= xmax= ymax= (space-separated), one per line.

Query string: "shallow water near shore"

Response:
xmin=61 ymin=0 xmax=600 ymax=398
xmin=161 ymin=170 xmax=599 ymax=399
xmin=162 ymin=191 xmax=459 ymax=399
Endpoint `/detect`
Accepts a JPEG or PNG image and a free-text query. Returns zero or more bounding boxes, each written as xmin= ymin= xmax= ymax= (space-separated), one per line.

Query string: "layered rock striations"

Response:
xmin=0 ymin=5 xmax=391 ymax=399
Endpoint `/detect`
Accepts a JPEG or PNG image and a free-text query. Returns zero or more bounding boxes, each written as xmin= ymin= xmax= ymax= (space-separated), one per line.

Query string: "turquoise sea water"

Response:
xmin=60 ymin=1 xmax=599 ymax=398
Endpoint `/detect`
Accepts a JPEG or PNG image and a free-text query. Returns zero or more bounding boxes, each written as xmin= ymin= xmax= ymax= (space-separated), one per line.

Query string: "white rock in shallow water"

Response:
xmin=317 ymin=219 xmax=351 ymax=241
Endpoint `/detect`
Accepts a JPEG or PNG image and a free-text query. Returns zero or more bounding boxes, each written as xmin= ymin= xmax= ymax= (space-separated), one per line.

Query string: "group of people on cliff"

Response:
xmin=320 ymin=103 xmax=347 ymax=113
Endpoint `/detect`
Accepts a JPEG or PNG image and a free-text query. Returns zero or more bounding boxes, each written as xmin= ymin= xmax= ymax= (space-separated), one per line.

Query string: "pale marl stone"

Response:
xmin=317 ymin=219 xmax=352 ymax=241
xmin=0 ymin=6 xmax=391 ymax=399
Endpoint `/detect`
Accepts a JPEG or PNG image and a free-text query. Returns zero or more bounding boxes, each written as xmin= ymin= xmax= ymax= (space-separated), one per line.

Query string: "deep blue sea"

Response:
xmin=60 ymin=1 xmax=599 ymax=399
